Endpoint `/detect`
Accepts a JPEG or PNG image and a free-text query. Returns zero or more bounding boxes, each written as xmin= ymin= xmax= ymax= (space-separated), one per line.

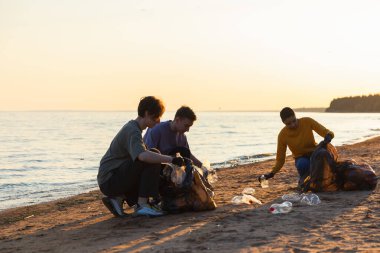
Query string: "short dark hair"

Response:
xmin=137 ymin=96 xmax=165 ymax=118
xmin=174 ymin=106 xmax=197 ymax=121
xmin=280 ymin=107 xmax=295 ymax=121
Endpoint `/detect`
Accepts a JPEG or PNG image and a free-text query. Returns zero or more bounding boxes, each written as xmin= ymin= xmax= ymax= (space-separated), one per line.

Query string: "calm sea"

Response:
xmin=1 ymin=111 xmax=379 ymax=210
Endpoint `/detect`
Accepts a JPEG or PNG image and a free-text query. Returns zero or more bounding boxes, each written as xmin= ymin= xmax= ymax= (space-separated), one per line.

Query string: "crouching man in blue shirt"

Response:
xmin=143 ymin=106 xmax=203 ymax=168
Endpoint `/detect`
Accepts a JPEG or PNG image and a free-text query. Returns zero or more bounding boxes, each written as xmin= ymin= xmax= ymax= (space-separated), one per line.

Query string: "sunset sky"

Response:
xmin=1 ymin=0 xmax=379 ymax=111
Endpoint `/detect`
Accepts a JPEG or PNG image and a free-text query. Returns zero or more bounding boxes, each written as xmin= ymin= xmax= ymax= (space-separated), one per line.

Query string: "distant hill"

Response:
xmin=326 ymin=94 xmax=380 ymax=112
xmin=294 ymin=107 xmax=326 ymax=112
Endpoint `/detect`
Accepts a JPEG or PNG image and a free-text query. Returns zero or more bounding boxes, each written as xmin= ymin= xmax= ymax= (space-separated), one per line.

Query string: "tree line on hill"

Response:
xmin=326 ymin=94 xmax=380 ymax=112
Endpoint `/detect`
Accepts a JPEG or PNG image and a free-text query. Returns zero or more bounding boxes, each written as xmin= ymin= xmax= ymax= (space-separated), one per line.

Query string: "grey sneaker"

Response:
xmin=134 ymin=204 xmax=165 ymax=217
xmin=102 ymin=196 xmax=126 ymax=217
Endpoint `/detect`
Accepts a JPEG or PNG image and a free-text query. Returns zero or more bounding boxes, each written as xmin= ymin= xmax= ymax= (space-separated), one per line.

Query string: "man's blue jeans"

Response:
xmin=295 ymin=157 xmax=310 ymax=179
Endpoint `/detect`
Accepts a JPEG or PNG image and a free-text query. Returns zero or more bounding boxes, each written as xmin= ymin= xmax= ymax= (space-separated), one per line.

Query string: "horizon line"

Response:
xmin=0 ymin=108 xmax=327 ymax=113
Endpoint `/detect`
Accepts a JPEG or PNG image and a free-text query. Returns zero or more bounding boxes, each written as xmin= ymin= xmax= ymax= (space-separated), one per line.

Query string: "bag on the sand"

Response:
xmin=301 ymin=143 xmax=339 ymax=192
xmin=159 ymin=158 xmax=217 ymax=213
xmin=301 ymin=142 xmax=378 ymax=192
xmin=335 ymin=160 xmax=378 ymax=191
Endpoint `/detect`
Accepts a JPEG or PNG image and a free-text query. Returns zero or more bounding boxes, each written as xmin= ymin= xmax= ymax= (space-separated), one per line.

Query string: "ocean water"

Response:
xmin=1 ymin=111 xmax=379 ymax=210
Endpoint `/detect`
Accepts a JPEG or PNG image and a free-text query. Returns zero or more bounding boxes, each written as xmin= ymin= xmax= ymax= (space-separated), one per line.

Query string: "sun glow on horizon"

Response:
xmin=1 ymin=0 xmax=379 ymax=111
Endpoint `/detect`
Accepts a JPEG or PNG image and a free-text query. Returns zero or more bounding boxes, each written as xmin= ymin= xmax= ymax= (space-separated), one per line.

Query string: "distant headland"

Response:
xmin=295 ymin=94 xmax=380 ymax=113
xmin=326 ymin=94 xmax=380 ymax=112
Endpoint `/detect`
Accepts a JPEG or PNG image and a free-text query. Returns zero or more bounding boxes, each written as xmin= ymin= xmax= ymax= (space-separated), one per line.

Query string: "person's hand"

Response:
xmin=258 ymin=172 xmax=274 ymax=182
xmin=264 ymin=172 xmax=275 ymax=179
xmin=324 ymin=133 xmax=333 ymax=143
xmin=172 ymin=156 xmax=185 ymax=167
xmin=320 ymin=133 xmax=333 ymax=146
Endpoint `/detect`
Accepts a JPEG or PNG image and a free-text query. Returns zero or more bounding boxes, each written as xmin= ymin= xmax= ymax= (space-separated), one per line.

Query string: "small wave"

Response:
xmin=6 ymin=154 xmax=27 ymax=159
xmin=211 ymin=153 xmax=276 ymax=169
xmin=371 ymin=128 xmax=380 ymax=131
xmin=0 ymin=183 xmax=30 ymax=188
xmin=0 ymin=173 xmax=25 ymax=178
xmin=39 ymin=194 xmax=54 ymax=198
xmin=219 ymin=125 xmax=234 ymax=129
xmin=223 ymin=131 xmax=238 ymax=134
xmin=0 ymin=166 xmax=44 ymax=172
xmin=235 ymin=144 xmax=253 ymax=147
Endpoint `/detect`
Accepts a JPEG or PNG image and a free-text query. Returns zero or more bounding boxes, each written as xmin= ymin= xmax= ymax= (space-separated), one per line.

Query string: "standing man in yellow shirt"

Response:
xmin=260 ymin=107 xmax=334 ymax=184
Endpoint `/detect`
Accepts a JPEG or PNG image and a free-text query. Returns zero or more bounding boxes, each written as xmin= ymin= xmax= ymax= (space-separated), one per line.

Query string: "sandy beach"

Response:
xmin=1 ymin=137 xmax=379 ymax=253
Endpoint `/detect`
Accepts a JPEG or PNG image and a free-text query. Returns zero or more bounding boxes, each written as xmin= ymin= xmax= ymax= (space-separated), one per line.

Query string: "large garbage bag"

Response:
xmin=301 ymin=143 xmax=339 ymax=192
xmin=159 ymin=158 xmax=217 ymax=213
xmin=301 ymin=142 xmax=378 ymax=192
xmin=335 ymin=160 xmax=378 ymax=191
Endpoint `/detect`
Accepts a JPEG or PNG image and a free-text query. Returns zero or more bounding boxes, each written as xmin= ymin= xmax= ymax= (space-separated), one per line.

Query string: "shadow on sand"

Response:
xmin=0 ymin=188 xmax=378 ymax=253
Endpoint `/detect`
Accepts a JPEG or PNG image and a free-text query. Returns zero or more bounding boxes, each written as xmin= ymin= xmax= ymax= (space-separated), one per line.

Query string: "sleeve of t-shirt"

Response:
xmin=143 ymin=127 xmax=160 ymax=149
xmin=308 ymin=117 xmax=334 ymax=139
xmin=271 ymin=132 xmax=287 ymax=174
xmin=128 ymin=131 xmax=147 ymax=161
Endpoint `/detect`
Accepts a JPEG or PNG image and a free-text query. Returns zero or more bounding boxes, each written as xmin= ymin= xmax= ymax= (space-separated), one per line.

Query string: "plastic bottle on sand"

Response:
xmin=282 ymin=193 xmax=303 ymax=202
xmin=300 ymin=193 xmax=321 ymax=205
xmin=269 ymin=201 xmax=293 ymax=214
xmin=231 ymin=194 xmax=262 ymax=205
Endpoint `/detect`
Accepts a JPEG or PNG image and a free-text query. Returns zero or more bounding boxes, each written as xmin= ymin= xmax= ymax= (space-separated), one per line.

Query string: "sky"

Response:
xmin=1 ymin=0 xmax=379 ymax=111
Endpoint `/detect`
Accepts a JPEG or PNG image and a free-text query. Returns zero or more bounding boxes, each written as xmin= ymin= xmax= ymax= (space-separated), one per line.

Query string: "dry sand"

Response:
xmin=1 ymin=137 xmax=379 ymax=253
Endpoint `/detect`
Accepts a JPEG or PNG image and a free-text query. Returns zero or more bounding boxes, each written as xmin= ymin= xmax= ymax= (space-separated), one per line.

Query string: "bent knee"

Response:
xmin=149 ymin=148 xmax=161 ymax=154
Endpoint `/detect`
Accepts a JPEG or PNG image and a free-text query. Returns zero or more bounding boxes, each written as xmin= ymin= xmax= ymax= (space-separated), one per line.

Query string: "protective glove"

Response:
xmin=258 ymin=172 xmax=274 ymax=182
xmin=320 ymin=133 xmax=333 ymax=146
xmin=324 ymin=133 xmax=333 ymax=143
xmin=264 ymin=172 xmax=275 ymax=179
xmin=172 ymin=156 xmax=185 ymax=167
